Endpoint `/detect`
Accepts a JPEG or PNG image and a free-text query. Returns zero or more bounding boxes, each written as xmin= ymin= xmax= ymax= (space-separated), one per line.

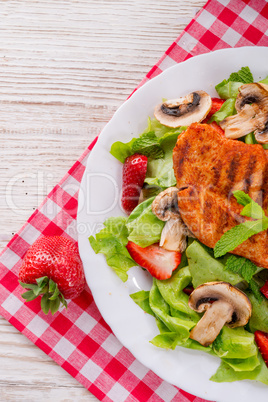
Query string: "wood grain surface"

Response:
xmin=0 ymin=1 xmax=206 ymax=400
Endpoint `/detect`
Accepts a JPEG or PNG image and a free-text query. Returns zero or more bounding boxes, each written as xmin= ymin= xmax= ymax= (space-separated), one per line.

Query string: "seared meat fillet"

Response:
xmin=173 ymin=123 xmax=268 ymax=268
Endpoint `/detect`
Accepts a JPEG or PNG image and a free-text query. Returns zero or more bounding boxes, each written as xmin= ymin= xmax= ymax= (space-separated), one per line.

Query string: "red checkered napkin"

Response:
xmin=1 ymin=1 xmax=268 ymax=401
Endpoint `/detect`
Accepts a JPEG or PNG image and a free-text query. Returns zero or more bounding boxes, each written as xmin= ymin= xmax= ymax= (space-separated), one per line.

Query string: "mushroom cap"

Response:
xmin=220 ymin=83 xmax=268 ymax=143
xmin=151 ymin=187 xmax=179 ymax=221
xmin=236 ymin=83 xmax=268 ymax=112
xmin=188 ymin=281 xmax=252 ymax=327
xmin=154 ymin=90 xmax=212 ymax=128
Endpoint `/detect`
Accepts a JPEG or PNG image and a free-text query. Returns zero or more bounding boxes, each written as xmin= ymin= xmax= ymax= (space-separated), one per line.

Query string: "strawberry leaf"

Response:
xmin=49 ymin=283 xmax=60 ymax=300
xmin=20 ymin=277 xmax=67 ymax=315
xmin=60 ymin=294 xmax=68 ymax=309
xmin=19 ymin=281 xmax=38 ymax=290
xmin=41 ymin=293 xmax=50 ymax=314
xmin=21 ymin=290 xmax=39 ymax=301
xmin=49 ymin=298 xmax=61 ymax=315
xmin=36 ymin=276 xmax=49 ymax=286
xmin=49 ymin=278 xmax=56 ymax=293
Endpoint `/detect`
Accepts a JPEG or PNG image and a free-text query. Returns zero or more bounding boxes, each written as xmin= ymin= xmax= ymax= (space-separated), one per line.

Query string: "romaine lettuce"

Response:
xmin=215 ymin=80 xmax=243 ymax=99
xmin=209 ymin=98 xmax=236 ymax=123
xmin=210 ymin=352 xmax=268 ymax=385
xmin=110 ymin=118 xmax=181 ymax=163
xmin=247 ymin=292 xmax=268 ymax=333
xmin=89 ymin=217 xmax=136 ymax=282
xmin=149 ymin=279 xmax=195 ymax=341
xmin=145 ymin=129 xmax=186 ymax=188
xmin=130 ymin=290 xmax=154 ymax=316
xmin=215 ymin=66 xmax=254 ymax=100
xmin=126 ymin=197 xmax=164 ymax=247
xmin=186 ymin=241 xmax=243 ymax=288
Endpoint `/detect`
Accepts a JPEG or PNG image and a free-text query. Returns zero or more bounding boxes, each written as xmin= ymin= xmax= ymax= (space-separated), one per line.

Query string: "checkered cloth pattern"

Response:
xmin=1 ymin=0 xmax=268 ymax=401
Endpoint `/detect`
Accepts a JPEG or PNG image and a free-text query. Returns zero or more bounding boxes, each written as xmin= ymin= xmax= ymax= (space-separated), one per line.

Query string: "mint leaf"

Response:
xmin=225 ymin=255 xmax=257 ymax=283
xmin=233 ymin=190 xmax=252 ymax=206
xmin=214 ymin=219 xmax=268 ymax=258
xmin=229 ymin=67 xmax=254 ymax=84
xmin=131 ymin=132 xmax=164 ymax=159
xmin=241 ymin=202 xmax=265 ymax=220
xmin=214 ymin=191 xmax=268 ymax=257
xmin=110 ymin=130 xmax=164 ymax=163
xmin=233 ymin=190 xmax=265 ymax=219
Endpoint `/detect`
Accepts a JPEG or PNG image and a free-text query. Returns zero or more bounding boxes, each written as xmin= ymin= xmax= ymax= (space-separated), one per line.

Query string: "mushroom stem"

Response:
xmin=190 ymin=300 xmax=233 ymax=347
xmin=159 ymin=218 xmax=187 ymax=252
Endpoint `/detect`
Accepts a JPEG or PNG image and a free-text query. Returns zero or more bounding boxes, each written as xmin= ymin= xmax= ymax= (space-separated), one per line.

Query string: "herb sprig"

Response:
xmin=214 ymin=191 xmax=268 ymax=258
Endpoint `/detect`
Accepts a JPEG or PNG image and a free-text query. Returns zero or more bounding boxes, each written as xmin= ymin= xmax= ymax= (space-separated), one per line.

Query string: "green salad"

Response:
xmin=89 ymin=67 xmax=268 ymax=385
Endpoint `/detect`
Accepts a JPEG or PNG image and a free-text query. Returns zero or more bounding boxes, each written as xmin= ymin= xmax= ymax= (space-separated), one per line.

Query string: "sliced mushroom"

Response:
xmin=188 ymin=282 xmax=252 ymax=347
xmin=159 ymin=218 xmax=187 ymax=252
xmin=152 ymin=187 xmax=179 ymax=221
xmin=154 ymin=91 xmax=212 ymax=128
xmin=220 ymin=83 xmax=268 ymax=143
xmin=152 ymin=187 xmax=192 ymax=252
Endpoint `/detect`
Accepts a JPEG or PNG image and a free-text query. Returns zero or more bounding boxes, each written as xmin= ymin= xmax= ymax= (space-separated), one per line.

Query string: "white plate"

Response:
xmin=77 ymin=47 xmax=268 ymax=402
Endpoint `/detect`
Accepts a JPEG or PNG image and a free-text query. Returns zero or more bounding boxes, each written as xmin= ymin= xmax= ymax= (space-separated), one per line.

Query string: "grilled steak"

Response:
xmin=173 ymin=123 xmax=268 ymax=268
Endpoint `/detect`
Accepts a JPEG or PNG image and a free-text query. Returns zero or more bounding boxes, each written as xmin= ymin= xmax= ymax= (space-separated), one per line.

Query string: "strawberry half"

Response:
xmin=260 ymin=280 xmax=268 ymax=299
xmin=203 ymin=97 xmax=226 ymax=123
xmin=121 ymin=153 xmax=148 ymax=215
xmin=126 ymin=241 xmax=181 ymax=280
xmin=255 ymin=330 xmax=268 ymax=367
xmin=209 ymin=121 xmax=225 ymax=136
xmin=19 ymin=236 xmax=85 ymax=315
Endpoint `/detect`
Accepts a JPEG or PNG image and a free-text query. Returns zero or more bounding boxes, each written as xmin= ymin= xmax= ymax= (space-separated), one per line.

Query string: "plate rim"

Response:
xmin=77 ymin=46 xmax=268 ymax=402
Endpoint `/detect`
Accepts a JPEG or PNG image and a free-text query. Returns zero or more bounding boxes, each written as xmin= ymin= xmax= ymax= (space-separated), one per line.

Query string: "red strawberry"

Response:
xmin=203 ymin=98 xmax=226 ymax=123
xmin=19 ymin=236 xmax=85 ymax=314
xmin=183 ymin=286 xmax=194 ymax=296
xmin=260 ymin=280 xmax=268 ymax=299
xmin=126 ymin=241 xmax=181 ymax=280
xmin=209 ymin=121 xmax=225 ymax=136
xmin=255 ymin=330 xmax=268 ymax=367
xmin=121 ymin=153 xmax=148 ymax=214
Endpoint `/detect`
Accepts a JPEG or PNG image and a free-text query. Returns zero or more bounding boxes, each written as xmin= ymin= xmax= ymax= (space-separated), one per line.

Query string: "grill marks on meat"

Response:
xmin=173 ymin=123 xmax=268 ymax=268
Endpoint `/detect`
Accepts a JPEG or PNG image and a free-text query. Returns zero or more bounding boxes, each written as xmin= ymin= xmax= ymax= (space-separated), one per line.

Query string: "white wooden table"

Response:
xmin=0 ymin=1 xmax=206 ymax=400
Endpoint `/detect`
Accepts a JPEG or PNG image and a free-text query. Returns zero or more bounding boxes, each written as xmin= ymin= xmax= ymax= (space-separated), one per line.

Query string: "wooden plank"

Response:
xmin=0 ymin=0 xmax=206 ymax=399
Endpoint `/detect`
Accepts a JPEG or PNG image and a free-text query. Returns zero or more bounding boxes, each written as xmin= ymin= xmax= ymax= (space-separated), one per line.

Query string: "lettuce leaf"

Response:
xmin=247 ymin=291 xmax=268 ymax=333
xmin=259 ymin=75 xmax=268 ymax=85
xmin=149 ymin=280 xmax=195 ymax=342
xmin=110 ymin=118 xmax=181 ymax=163
xmin=130 ymin=290 xmax=155 ymax=316
xmin=110 ymin=131 xmax=164 ymax=163
xmin=126 ymin=197 xmax=164 ymax=247
xmin=186 ymin=241 xmax=243 ymax=288
xmin=145 ymin=129 xmax=185 ymax=188
xmin=149 ymin=117 xmax=181 ymax=138
xmin=209 ymin=98 xmax=236 ymax=123
xmin=110 ymin=138 xmax=136 ymax=163
xmin=213 ymin=327 xmax=258 ymax=360
xmin=215 ymin=81 xmax=244 ymax=99
xmin=215 ymin=66 xmax=254 ymax=99
xmin=210 ymin=353 xmax=268 ymax=385
xmin=155 ymin=266 xmax=200 ymax=321
xmin=89 ymin=217 xmax=136 ymax=282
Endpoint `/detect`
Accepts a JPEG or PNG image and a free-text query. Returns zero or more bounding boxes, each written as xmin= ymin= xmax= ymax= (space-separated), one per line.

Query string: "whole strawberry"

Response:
xmin=121 ymin=153 xmax=148 ymax=214
xmin=19 ymin=236 xmax=85 ymax=315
